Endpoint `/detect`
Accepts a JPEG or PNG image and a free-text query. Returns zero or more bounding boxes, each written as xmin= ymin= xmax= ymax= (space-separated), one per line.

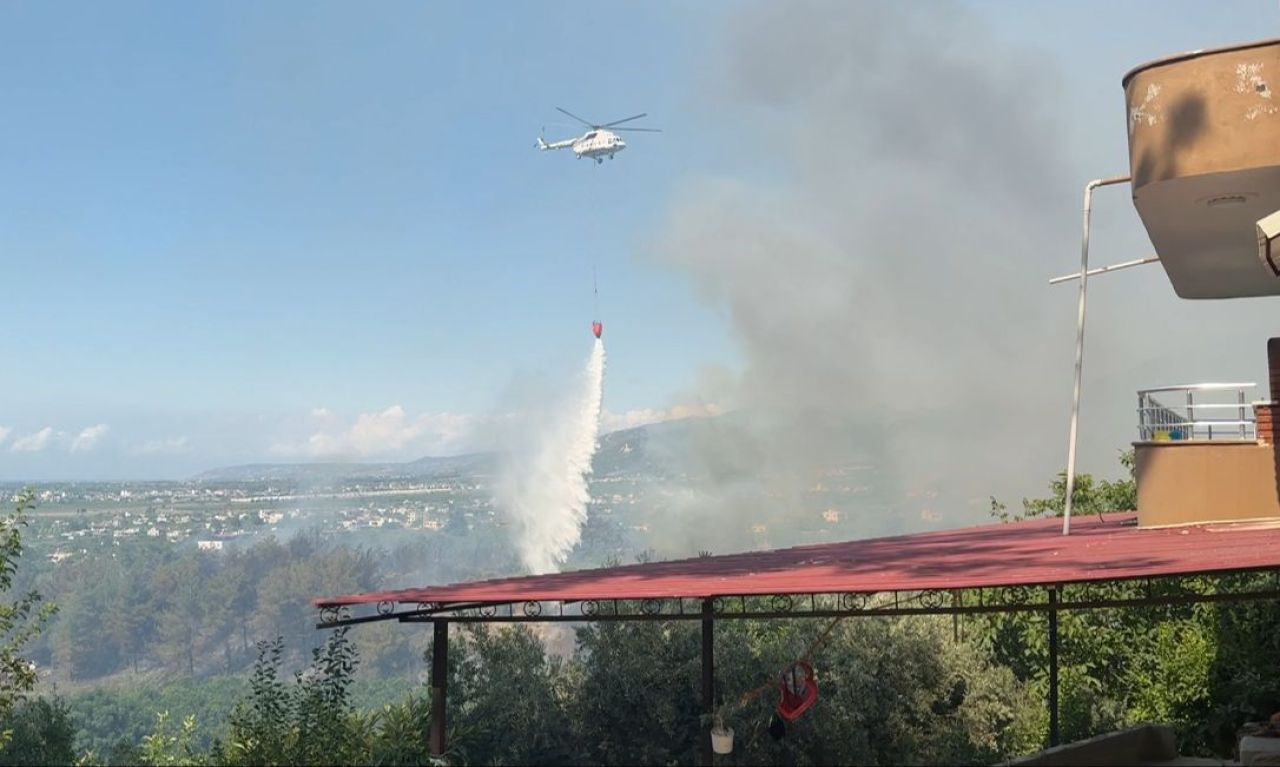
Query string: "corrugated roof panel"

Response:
xmin=314 ymin=513 xmax=1280 ymax=608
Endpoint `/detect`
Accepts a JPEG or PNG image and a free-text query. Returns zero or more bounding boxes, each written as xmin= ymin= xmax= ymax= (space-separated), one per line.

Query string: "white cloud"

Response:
xmin=601 ymin=403 xmax=722 ymax=433
xmin=11 ymin=427 xmax=54 ymax=453
xmin=272 ymin=406 xmax=473 ymax=458
xmin=70 ymin=424 xmax=110 ymax=452
xmin=310 ymin=407 xmax=333 ymax=419
xmin=0 ymin=427 xmax=9 ymax=447
xmin=348 ymin=406 xmax=423 ymax=453
xmin=130 ymin=436 xmax=190 ymax=455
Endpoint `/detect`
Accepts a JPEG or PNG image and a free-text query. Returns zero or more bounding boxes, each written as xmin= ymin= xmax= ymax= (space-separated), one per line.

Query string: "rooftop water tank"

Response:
xmin=1124 ymin=38 xmax=1280 ymax=298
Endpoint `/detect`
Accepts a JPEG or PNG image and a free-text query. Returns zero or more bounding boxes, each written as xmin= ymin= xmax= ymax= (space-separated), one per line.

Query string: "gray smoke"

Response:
xmin=648 ymin=0 xmax=1081 ymax=553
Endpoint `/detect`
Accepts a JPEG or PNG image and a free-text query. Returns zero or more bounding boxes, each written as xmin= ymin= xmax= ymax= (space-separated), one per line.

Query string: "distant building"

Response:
xmin=196 ymin=540 xmax=224 ymax=552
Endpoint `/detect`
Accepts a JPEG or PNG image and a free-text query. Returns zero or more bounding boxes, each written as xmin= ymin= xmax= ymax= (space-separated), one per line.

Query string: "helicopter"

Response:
xmin=536 ymin=107 xmax=661 ymax=164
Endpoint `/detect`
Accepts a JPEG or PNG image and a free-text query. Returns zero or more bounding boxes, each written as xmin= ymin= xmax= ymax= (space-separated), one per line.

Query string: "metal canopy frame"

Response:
xmin=316 ymin=569 xmax=1280 ymax=629
xmin=315 ymin=568 xmax=1280 ymax=764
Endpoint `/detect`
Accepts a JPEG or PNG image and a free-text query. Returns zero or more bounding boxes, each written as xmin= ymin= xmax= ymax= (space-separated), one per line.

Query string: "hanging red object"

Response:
xmin=777 ymin=661 xmax=818 ymax=721
xmin=591 ymin=321 xmax=603 ymax=339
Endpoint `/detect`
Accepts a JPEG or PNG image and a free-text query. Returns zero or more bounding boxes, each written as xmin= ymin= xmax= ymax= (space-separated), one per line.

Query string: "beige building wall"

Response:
xmin=1134 ymin=440 xmax=1280 ymax=526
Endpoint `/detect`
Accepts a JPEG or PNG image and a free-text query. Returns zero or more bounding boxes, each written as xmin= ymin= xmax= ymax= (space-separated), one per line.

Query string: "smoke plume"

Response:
xmin=648 ymin=0 xmax=1081 ymax=552
xmin=494 ymin=339 xmax=606 ymax=573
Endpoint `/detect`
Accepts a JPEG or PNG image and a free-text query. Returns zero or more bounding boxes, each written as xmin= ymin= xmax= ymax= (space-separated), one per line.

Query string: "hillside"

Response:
xmin=195 ymin=419 xmax=697 ymax=483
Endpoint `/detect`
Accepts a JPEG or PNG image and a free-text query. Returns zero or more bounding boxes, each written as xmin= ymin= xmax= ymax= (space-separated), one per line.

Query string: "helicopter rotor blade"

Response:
xmin=601 ymin=113 xmax=648 ymax=128
xmin=555 ymin=107 xmax=595 ymax=128
xmin=611 ymin=126 xmax=663 ymax=133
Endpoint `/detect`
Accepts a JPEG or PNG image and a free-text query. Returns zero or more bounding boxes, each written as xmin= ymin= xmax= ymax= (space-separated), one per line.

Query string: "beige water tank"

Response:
xmin=1124 ymin=39 xmax=1280 ymax=298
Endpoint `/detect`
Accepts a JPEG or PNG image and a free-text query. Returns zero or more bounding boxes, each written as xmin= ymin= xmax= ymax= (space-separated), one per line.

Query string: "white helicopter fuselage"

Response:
xmin=538 ymin=129 xmax=626 ymax=163
xmin=572 ymin=129 xmax=626 ymax=160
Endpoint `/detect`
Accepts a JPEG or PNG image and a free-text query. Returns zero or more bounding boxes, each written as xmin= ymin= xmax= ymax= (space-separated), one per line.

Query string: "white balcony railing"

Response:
xmin=1137 ymin=383 xmax=1256 ymax=441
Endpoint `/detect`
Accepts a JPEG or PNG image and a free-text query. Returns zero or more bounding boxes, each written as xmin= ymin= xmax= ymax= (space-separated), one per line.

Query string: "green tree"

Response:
xmin=448 ymin=625 xmax=572 ymax=765
xmin=223 ymin=638 xmax=290 ymax=766
xmin=140 ymin=711 xmax=203 ymax=767
xmin=290 ymin=627 xmax=363 ymax=766
xmin=52 ymin=592 xmax=118 ymax=680
xmin=570 ymin=618 xmax=702 ymax=765
xmin=365 ymin=697 xmax=430 ymax=766
xmin=153 ymin=555 xmax=212 ymax=676
xmin=0 ymin=489 xmax=57 ymax=746
xmin=222 ymin=629 xmax=368 ymax=766
xmin=104 ymin=564 xmax=154 ymax=675
xmin=0 ymin=697 xmax=76 ymax=766
xmin=992 ymin=449 xmax=1137 ymax=522
xmin=978 ymin=451 xmax=1280 ymax=758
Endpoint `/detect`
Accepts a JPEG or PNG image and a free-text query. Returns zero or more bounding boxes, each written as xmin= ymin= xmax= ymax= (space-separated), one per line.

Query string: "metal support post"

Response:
xmin=1240 ymin=388 xmax=1248 ymax=438
xmin=430 ymin=621 xmax=449 ymax=759
xmin=1063 ymin=174 xmax=1130 ymax=535
xmin=701 ymin=598 xmax=714 ymax=766
xmin=1048 ymin=255 xmax=1158 ymax=285
xmin=1048 ymin=587 xmax=1060 ymax=747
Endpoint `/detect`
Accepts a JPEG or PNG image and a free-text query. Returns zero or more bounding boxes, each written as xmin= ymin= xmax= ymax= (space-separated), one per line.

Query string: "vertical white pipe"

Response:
xmin=1063 ymin=175 xmax=1130 ymax=535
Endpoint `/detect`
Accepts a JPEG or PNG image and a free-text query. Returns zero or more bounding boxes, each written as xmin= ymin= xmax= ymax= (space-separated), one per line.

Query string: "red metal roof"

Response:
xmin=314 ymin=513 xmax=1280 ymax=608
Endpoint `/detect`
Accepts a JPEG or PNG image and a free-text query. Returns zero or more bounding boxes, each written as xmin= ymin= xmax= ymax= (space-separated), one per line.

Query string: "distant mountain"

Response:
xmin=194 ymin=453 xmax=493 ymax=483
xmin=194 ymin=412 xmax=871 ymax=485
xmin=402 ymin=452 xmax=495 ymax=477
xmin=592 ymin=417 xmax=701 ymax=477
xmin=192 ymin=421 xmax=677 ymax=484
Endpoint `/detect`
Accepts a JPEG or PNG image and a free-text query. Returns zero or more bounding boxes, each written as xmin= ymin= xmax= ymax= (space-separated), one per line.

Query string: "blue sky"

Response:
xmin=2 ymin=1 xmax=1277 ymax=480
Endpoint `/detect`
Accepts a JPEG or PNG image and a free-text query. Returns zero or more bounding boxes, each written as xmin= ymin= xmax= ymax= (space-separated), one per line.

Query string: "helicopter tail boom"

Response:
xmin=537 ymin=136 xmax=574 ymax=151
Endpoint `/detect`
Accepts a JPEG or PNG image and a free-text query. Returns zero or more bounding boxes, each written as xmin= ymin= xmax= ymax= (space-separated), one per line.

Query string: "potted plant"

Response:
xmin=710 ymin=711 xmax=734 ymax=755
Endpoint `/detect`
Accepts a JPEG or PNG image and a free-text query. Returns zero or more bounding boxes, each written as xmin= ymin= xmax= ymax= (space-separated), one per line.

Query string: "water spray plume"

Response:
xmin=495 ymin=339 xmax=606 ymax=573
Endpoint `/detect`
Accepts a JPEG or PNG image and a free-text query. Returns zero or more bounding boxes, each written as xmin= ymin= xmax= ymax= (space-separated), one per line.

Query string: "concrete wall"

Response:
xmin=1004 ymin=724 xmax=1178 ymax=766
xmin=1135 ymin=440 xmax=1280 ymax=526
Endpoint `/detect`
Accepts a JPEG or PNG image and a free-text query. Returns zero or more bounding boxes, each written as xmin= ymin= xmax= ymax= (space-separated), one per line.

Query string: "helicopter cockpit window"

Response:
xmin=584 ymin=131 xmax=596 ymax=139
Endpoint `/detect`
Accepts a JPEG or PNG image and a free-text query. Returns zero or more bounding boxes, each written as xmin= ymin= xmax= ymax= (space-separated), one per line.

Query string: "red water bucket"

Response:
xmin=777 ymin=661 xmax=818 ymax=721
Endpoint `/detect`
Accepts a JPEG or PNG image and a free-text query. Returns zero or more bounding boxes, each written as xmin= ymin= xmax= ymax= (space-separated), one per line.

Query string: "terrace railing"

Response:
xmin=1137 ymin=383 xmax=1256 ymax=441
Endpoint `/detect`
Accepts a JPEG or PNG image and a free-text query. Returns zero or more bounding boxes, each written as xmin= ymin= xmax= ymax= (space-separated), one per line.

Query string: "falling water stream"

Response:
xmin=495 ymin=338 xmax=605 ymax=573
